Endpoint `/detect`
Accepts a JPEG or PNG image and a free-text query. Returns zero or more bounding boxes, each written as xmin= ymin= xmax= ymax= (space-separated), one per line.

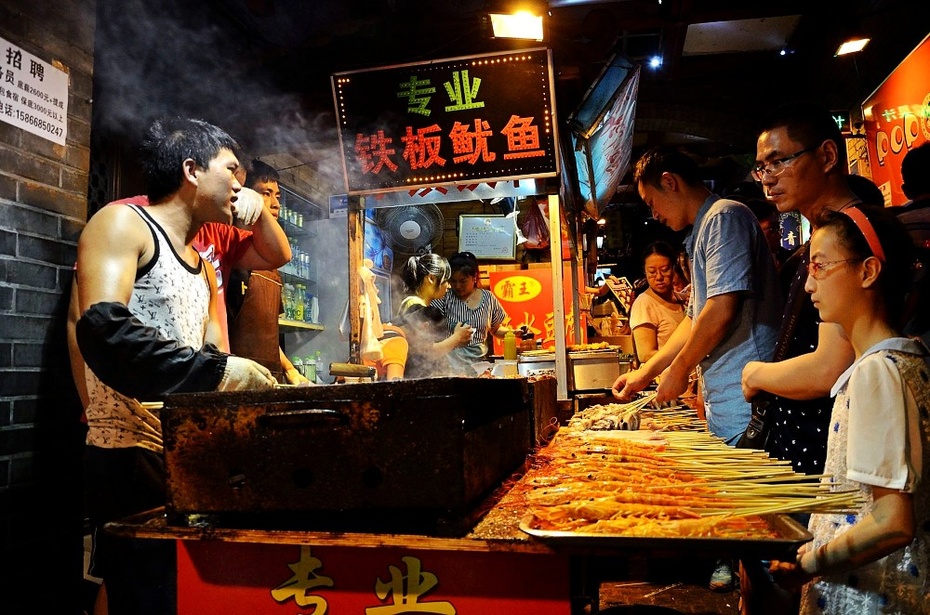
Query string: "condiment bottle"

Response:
xmin=503 ymin=330 xmax=517 ymax=360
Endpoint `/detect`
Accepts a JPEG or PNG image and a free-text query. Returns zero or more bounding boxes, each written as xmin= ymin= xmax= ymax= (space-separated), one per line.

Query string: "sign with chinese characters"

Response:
xmin=0 ymin=35 xmax=69 ymax=145
xmin=332 ymin=48 xmax=560 ymax=195
xmin=176 ymin=541 xmax=570 ymax=614
xmin=490 ymin=266 xmax=579 ymax=353
xmin=861 ymin=33 xmax=930 ymax=206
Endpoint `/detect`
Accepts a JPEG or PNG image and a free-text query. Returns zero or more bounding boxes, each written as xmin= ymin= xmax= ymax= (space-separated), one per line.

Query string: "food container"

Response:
xmin=518 ymin=351 xmax=556 ymax=377
xmin=567 ymin=348 xmax=621 ymax=391
xmin=160 ymin=378 xmax=534 ymax=535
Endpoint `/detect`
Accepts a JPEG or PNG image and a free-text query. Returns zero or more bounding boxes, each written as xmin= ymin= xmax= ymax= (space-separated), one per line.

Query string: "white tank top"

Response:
xmin=84 ymin=204 xmax=211 ymax=453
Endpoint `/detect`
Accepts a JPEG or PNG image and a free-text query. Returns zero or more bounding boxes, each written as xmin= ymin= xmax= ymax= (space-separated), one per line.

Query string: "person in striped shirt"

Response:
xmin=431 ymin=251 xmax=511 ymax=371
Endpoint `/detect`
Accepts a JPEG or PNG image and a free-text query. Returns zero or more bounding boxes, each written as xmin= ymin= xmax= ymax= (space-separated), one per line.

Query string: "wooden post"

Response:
xmin=347 ymin=195 xmax=363 ymax=364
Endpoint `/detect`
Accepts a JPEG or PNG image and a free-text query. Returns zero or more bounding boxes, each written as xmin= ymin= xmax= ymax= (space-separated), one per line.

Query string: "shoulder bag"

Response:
xmin=737 ymin=247 xmax=809 ymax=449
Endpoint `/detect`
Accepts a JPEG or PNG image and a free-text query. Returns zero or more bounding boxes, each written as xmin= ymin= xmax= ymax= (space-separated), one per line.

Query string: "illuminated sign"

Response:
xmin=332 ymin=48 xmax=560 ymax=195
xmin=861 ymin=33 xmax=930 ymax=206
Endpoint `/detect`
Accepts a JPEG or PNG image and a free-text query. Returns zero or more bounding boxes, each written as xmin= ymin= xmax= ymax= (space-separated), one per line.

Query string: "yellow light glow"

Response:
xmin=489 ymin=11 xmax=544 ymax=41
xmin=835 ymin=37 xmax=870 ymax=56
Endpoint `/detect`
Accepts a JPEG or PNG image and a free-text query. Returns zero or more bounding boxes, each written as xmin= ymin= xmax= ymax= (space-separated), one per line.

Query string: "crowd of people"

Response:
xmin=613 ymin=102 xmax=930 ymax=611
xmin=70 ymin=102 xmax=930 ymax=614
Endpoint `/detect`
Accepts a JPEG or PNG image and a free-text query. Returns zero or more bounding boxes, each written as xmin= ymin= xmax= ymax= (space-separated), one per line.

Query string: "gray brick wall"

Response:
xmin=0 ymin=2 xmax=95 ymax=612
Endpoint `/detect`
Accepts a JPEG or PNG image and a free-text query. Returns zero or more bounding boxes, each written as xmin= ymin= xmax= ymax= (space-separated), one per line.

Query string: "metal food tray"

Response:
xmin=519 ymin=513 xmax=812 ymax=560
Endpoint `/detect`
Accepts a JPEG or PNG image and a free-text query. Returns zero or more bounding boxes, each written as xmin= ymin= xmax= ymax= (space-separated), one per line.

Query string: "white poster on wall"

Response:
xmin=0 ymin=36 xmax=69 ymax=145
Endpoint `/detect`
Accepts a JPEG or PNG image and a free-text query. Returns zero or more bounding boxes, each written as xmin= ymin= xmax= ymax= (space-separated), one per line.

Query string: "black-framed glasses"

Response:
xmin=751 ymin=146 xmax=818 ymax=181
xmin=807 ymin=258 xmax=861 ymax=280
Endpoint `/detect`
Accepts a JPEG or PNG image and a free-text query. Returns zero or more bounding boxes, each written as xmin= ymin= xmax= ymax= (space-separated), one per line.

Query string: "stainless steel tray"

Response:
xmin=519 ymin=513 xmax=812 ymax=559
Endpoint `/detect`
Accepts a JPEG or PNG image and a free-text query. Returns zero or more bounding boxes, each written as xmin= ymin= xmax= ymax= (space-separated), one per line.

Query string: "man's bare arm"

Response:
xmin=742 ymin=322 xmax=854 ymax=400
xmin=232 ymin=206 xmax=291 ymax=271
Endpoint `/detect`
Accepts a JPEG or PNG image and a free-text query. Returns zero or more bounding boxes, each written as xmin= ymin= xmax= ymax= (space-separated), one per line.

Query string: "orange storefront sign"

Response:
xmin=490 ymin=267 xmax=579 ymax=353
xmin=862 ymin=33 xmax=930 ymax=206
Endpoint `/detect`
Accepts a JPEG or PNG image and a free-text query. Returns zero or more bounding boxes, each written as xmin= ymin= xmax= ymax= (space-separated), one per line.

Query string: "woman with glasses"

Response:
xmin=768 ymin=206 xmax=929 ymax=614
xmin=629 ymin=241 xmax=686 ymax=364
xmin=396 ymin=253 xmax=473 ymax=378
xmin=431 ymin=251 xmax=511 ymax=370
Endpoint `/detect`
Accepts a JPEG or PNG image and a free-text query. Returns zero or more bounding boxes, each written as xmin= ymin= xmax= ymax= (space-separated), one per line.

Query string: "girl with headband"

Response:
xmin=768 ymin=205 xmax=930 ymax=613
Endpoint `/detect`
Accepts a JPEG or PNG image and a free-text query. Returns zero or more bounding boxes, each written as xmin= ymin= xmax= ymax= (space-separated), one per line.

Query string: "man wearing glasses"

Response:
xmin=740 ymin=102 xmax=859 ymax=480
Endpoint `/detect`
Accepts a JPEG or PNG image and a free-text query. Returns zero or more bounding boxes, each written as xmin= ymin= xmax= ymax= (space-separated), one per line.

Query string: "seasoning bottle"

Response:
xmin=503 ymin=330 xmax=517 ymax=361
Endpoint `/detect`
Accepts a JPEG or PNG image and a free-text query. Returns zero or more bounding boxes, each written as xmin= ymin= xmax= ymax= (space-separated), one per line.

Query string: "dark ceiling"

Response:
xmin=93 ymin=0 xmax=928 ymax=201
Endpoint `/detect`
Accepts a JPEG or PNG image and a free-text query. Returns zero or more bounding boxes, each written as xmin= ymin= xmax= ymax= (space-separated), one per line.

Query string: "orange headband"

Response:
xmin=841 ymin=206 xmax=886 ymax=262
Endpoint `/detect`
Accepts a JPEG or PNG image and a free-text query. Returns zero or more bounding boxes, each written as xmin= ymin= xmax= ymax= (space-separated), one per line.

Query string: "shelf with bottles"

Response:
xmin=279 ymin=215 xmax=316 ymax=239
xmin=280 ymin=186 xmax=323 ymax=231
xmin=280 ymin=240 xmax=316 ymax=283
xmin=279 ymin=318 xmax=324 ymax=332
xmin=282 ymin=280 xmax=322 ymax=327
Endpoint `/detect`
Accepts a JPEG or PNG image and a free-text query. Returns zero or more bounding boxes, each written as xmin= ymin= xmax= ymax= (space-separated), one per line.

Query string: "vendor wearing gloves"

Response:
xmin=75 ymin=118 xmax=276 ymax=615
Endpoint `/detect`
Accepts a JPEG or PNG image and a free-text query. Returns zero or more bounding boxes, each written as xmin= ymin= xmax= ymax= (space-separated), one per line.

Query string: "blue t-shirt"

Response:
xmin=685 ymin=196 xmax=782 ymax=443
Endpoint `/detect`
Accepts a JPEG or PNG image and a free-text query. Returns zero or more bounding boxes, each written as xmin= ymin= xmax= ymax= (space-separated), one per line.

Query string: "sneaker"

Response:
xmin=709 ymin=560 xmax=734 ymax=592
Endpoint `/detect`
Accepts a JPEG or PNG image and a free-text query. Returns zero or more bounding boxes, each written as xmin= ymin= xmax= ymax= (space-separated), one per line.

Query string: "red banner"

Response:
xmin=862 ymin=34 xmax=930 ymax=206
xmin=177 ymin=541 xmax=570 ymax=614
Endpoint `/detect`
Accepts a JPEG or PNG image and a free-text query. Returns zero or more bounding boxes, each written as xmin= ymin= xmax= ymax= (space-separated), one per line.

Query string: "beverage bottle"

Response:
xmin=310 ymin=296 xmax=319 ymax=323
xmin=303 ymin=289 xmax=313 ymax=323
xmin=292 ymin=356 xmax=303 ymax=378
xmin=282 ymin=283 xmax=293 ymax=320
xmin=293 ymin=284 xmax=305 ymax=321
xmin=305 ymin=355 xmax=316 ymax=383
xmin=314 ymin=350 xmax=323 ymax=384
xmin=503 ymin=330 xmax=517 ymax=360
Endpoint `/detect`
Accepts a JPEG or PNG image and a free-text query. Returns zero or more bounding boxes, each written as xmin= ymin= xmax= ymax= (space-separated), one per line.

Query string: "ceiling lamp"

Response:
xmin=488 ymin=4 xmax=546 ymax=41
xmin=835 ymin=36 xmax=870 ymax=56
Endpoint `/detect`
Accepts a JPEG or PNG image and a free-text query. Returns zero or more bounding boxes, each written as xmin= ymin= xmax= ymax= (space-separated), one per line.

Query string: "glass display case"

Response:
xmin=278 ymin=185 xmax=325 ymax=332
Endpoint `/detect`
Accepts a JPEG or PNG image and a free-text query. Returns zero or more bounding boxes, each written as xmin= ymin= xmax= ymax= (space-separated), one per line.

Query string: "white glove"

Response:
xmin=231 ymin=186 xmax=264 ymax=226
xmin=217 ymin=356 xmax=277 ymax=391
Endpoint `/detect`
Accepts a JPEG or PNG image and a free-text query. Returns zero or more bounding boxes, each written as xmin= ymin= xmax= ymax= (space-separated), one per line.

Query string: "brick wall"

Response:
xmin=0 ymin=2 xmax=95 ymax=612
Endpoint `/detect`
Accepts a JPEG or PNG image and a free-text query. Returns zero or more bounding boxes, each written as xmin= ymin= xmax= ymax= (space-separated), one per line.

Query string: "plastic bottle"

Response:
xmin=314 ymin=350 xmax=323 ymax=384
xmin=293 ymin=284 xmax=305 ymax=321
xmin=292 ymin=356 xmax=303 ymax=378
xmin=305 ymin=354 xmax=316 ymax=383
xmin=303 ymin=289 xmax=313 ymax=323
xmin=503 ymin=330 xmax=517 ymax=360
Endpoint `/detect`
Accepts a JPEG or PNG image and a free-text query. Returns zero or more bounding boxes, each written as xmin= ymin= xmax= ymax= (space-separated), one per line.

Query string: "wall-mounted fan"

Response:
xmin=377 ymin=204 xmax=444 ymax=255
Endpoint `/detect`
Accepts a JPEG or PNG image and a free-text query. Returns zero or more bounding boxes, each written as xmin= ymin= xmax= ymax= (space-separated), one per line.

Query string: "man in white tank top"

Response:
xmin=74 ymin=118 xmax=277 ymax=615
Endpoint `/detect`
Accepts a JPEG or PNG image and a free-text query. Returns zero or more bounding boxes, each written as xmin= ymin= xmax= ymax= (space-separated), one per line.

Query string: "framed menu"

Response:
xmin=458 ymin=214 xmax=516 ymax=260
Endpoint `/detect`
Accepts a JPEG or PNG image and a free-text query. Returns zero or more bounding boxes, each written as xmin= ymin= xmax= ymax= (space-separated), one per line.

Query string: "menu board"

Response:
xmin=458 ymin=214 xmax=515 ymax=260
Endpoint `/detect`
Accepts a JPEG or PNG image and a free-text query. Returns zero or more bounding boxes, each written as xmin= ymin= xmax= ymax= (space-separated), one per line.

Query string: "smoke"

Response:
xmin=93 ymin=0 xmax=341 ymax=161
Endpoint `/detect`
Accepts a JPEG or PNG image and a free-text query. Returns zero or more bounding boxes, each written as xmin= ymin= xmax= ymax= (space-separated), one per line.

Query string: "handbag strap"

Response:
xmin=772 ymin=245 xmax=812 ymax=362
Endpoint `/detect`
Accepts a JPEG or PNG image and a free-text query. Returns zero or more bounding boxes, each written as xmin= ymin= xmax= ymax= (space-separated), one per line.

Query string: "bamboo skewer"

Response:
xmin=521 ymin=408 xmax=863 ymax=537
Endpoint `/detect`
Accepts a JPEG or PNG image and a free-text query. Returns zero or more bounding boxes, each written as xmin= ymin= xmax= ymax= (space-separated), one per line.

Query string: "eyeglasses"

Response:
xmin=645 ymin=266 xmax=672 ymax=278
xmin=807 ymin=258 xmax=861 ymax=280
xmin=751 ymin=146 xmax=818 ymax=182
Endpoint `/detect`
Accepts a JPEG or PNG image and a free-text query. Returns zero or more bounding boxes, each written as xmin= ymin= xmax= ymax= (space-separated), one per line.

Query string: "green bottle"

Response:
xmin=305 ymin=355 xmax=316 ymax=383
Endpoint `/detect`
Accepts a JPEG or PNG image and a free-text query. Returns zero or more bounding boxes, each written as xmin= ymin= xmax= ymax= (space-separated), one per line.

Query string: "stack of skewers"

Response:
xmin=518 ymin=399 xmax=861 ymax=540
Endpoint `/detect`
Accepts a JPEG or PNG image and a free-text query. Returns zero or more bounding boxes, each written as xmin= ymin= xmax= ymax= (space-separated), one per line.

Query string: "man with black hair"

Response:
xmin=613 ymin=146 xmax=781 ymax=446
xmin=227 ymin=159 xmax=310 ymax=384
xmin=896 ymin=141 xmax=930 ymax=344
xmin=741 ymin=102 xmax=862 ymax=477
xmin=75 ymin=118 xmax=277 ymax=615
xmin=897 ymin=141 xmax=930 ymax=240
